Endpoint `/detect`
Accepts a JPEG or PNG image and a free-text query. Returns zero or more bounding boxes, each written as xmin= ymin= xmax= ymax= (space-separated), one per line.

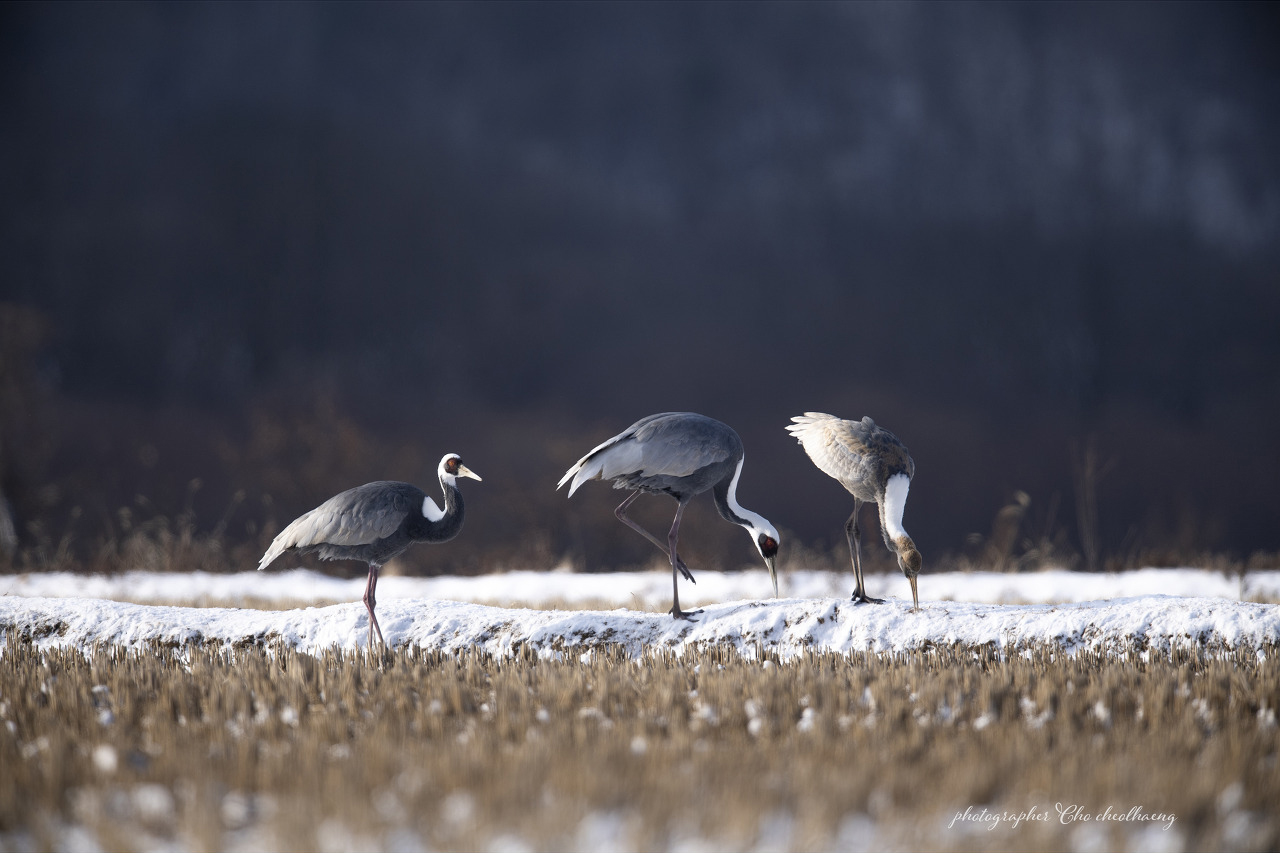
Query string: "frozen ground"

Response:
xmin=2 ymin=567 xmax=1277 ymax=657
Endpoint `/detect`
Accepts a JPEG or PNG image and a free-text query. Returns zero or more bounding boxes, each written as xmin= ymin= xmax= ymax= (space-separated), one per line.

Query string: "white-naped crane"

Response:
xmin=258 ymin=453 xmax=482 ymax=649
xmin=786 ymin=413 xmax=921 ymax=609
xmin=558 ymin=412 xmax=780 ymax=620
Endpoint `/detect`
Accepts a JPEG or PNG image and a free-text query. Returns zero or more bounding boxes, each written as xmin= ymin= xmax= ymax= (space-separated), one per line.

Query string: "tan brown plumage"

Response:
xmin=787 ymin=413 xmax=921 ymax=609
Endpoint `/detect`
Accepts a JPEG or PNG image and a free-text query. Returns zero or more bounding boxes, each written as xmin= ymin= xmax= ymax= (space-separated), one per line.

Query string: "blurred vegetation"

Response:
xmin=2 ymin=302 xmax=1278 ymax=578
xmin=2 ymin=636 xmax=1277 ymax=851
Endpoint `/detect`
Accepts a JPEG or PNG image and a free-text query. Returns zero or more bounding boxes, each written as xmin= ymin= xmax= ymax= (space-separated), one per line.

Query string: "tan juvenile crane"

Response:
xmin=787 ymin=413 xmax=921 ymax=609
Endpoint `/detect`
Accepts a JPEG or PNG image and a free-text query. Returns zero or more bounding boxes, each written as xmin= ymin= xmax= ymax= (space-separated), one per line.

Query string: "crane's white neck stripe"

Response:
xmin=423 ymin=495 xmax=445 ymax=522
xmin=882 ymin=473 xmax=910 ymax=540
xmin=725 ymin=456 xmax=777 ymax=538
xmin=724 ymin=457 xmax=748 ymax=518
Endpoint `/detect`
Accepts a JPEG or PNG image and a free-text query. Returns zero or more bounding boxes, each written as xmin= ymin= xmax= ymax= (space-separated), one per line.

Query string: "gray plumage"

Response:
xmin=258 ymin=453 xmax=482 ymax=649
xmin=258 ymin=481 xmax=455 ymax=569
xmin=559 ymin=412 xmax=780 ymax=620
xmin=787 ymin=413 xmax=921 ymax=609
xmin=561 ymin=412 xmax=736 ymax=498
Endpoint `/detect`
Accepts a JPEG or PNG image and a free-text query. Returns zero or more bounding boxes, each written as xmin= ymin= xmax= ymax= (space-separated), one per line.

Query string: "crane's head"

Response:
xmin=894 ymin=535 xmax=921 ymax=611
xmin=440 ymin=454 xmax=483 ymax=484
xmin=748 ymin=520 xmax=781 ymax=598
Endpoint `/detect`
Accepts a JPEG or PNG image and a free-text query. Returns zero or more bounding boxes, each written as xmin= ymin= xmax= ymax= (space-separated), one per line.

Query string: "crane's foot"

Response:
xmin=669 ymin=606 xmax=703 ymax=621
xmin=850 ymin=593 xmax=885 ymax=605
xmin=677 ymin=558 xmax=696 ymax=584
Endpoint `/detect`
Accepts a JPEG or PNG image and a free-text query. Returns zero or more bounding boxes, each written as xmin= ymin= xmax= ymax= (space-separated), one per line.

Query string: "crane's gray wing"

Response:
xmin=629 ymin=413 xmax=733 ymax=477
xmin=559 ymin=412 xmax=733 ymax=495
xmin=258 ymin=482 xmax=416 ymax=569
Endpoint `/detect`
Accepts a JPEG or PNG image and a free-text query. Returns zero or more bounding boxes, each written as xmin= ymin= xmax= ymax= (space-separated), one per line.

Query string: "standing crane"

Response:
xmin=258 ymin=453 xmax=482 ymax=649
xmin=558 ymin=412 xmax=780 ymax=620
xmin=786 ymin=413 xmax=920 ymax=609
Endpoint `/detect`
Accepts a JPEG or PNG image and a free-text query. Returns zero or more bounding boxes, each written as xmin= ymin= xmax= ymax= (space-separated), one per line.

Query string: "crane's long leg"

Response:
xmin=846 ymin=502 xmax=884 ymax=605
xmin=363 ymin=563 xmax=387 ymax=650
xmin=615 ymin=492 xmax=696 ymax=582
xmin=667 ymin=502 xmax=702 ymax=621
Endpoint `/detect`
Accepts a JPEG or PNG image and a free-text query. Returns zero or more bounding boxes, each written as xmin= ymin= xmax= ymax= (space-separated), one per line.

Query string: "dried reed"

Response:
xmin=2 ymin=635 xmax=1276 ymax=851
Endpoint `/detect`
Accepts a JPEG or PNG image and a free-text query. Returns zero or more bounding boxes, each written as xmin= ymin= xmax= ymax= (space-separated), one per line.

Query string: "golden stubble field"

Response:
xmin=2 ymin=635 xmax=1277 ymax=852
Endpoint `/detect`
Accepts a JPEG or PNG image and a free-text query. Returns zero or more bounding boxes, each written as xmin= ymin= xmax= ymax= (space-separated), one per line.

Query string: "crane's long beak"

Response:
xmin=458 ymin=464 xmax=482 ymax=482
xmin=908 ymin=575 xmax=919 ymax=611
xmin=766 ymin=556 xmax=778 ymax=598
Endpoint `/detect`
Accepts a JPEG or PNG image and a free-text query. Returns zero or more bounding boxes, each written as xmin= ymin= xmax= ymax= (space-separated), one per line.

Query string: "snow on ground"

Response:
xmin=2 ymin=568 xmax=1277 ymax=659
xmin=3 ymin=565 xmax=1277 ymax=608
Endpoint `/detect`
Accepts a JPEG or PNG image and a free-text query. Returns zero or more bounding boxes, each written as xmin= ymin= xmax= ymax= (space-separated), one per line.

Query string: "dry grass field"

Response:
xmin=2 ymin=634 xmax=1277 ymax=852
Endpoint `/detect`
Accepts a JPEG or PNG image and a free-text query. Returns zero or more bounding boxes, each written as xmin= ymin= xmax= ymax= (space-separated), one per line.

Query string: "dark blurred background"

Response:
xmin=1 ymin=2 xmax=1277 ymax=577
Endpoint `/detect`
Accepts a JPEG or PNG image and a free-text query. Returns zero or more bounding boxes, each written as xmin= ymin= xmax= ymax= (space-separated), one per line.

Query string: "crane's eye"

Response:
xmin=760 ymin=536 xmax=779 ymax=558
xmin=446 ymin=458 xmax=459 ymax=473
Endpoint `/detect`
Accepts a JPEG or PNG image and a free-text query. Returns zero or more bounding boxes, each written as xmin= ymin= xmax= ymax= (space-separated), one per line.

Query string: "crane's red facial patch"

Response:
xmin=759 ymin=536 xmax=779 ymax=558
xmin=446 ymin=457 xmax=460 ymax=474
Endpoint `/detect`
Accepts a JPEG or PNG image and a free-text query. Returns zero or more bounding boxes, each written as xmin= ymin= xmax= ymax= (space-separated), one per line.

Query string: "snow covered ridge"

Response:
xmin=2 ymin=593 xmax=1277 ymax=660
xmin=3 ymin=568 xmax=1276 ymax=658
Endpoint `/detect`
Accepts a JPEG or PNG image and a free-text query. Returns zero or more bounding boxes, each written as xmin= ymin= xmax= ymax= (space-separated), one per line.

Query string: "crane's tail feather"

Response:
xmin=257 ymin=541 xmax=285 ymax=571
xmin=558 ymin=455 xmax=606 ymax=497
xmin=555 ymin=462 xmax=581 ymax=492
xmin=256 ymin=510 xmax=316 ymax=570
xmin=785 ymin=412 xmax=838 ymax=441
xmin=558 ymin=431 xmax=635 ymax=496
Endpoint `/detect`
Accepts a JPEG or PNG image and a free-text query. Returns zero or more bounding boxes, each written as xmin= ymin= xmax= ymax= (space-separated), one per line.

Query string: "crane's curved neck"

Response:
xmin=713 ymin=457 xmax=772 ymax=535
xmin=409 ymin=473 xmax=465 ymax=543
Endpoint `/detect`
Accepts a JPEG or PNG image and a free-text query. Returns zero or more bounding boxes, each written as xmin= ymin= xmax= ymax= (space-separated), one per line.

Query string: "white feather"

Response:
xmin=422 ymin=495 xmax=445 ymax=522
xmin=565 ymin=468 xmax=593 ymax=497
xmin=257 ymin=542 xmax=283 ymax=572
xmin=785 ymin=413 xmax=839 ymax=465
xmin=882 ymin=473 xmax=911 ymax=540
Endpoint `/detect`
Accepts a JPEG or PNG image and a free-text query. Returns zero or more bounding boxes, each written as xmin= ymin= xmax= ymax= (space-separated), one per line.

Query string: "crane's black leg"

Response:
xmin=615 ymin=492 xmax=695 ymax=583
xmin=363 ymin=563 xmax=386 ymax=650
xmin=846 ymin=503 xmax=884 ymax=605
xmin=667 ymin=502 xmax=702 ymax=621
